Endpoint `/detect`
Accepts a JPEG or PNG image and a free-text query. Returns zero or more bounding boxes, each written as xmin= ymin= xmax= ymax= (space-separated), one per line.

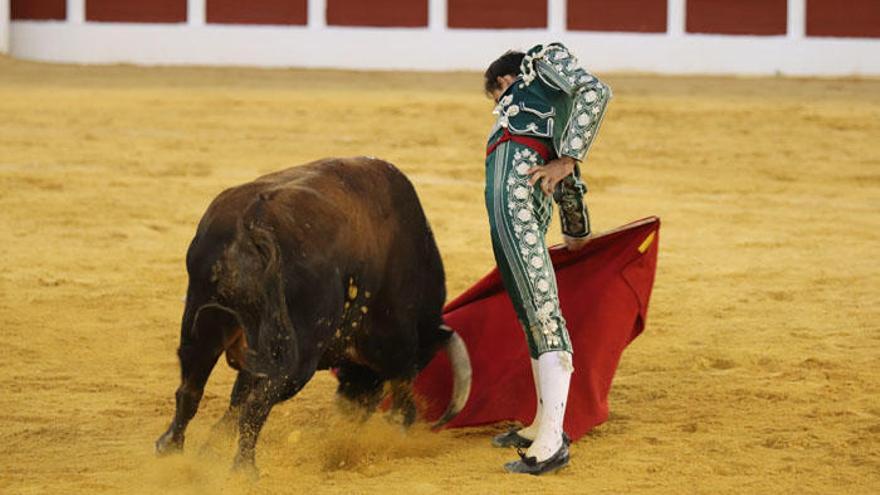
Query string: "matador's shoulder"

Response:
xmin=520 ymin=42 xmax=600 ymax=95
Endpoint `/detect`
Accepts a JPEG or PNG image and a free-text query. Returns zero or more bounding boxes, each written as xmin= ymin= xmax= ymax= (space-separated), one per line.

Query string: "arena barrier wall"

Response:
xmin=7 ymin=0 xmax=880 ymax=76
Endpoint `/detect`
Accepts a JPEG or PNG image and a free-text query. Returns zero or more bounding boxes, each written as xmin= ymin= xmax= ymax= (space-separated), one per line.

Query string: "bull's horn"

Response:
xmin=432 ymin=326 xmax=472 ymax=429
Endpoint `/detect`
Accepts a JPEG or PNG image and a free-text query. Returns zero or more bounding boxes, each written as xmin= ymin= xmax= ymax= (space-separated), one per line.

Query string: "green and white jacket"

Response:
xmin=489 ymin=42 xmax=612 ymax=238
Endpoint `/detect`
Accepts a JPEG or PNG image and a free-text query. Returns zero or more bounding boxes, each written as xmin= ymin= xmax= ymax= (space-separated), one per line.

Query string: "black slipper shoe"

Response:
xmin=503 ymin=438 xmax=570 ymax=476
xmin=492 ymin=430 xmax=572 ymax=449
xmin=491 ymin=428 xmax=533 ymax=448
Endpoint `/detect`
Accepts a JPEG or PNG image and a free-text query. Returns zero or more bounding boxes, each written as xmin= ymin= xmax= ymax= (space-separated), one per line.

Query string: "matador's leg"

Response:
xmin=485 ymin=141 xmax=573 ymax=357
xmin=485 ymin=141 xmax=574 ymax=468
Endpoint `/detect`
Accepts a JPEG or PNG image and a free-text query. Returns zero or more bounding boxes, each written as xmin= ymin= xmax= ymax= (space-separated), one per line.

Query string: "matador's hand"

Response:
xmin=527 ymin=156 xmax=577 ymax=196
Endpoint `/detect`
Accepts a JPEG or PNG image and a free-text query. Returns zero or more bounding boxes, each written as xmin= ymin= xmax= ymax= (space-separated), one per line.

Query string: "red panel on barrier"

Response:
xmin=806 ymin=0 xmax=880 ymax=38
xmin=686 ymin=0 xmax=787 ymax=35
xmin=327 ymin=0 xmax=427 ymax=27
xmin=206 ymin=0 xmax=307 ymax=25
xmin=86 ymin=0 xmax=187 ymax=23
xmin=568 ymin=0 xmax=667 ymax=33
xmin=11 ymin=0 xmax=66 ymax=20
xmin=448 ymin=0 xmax=547 ymax=29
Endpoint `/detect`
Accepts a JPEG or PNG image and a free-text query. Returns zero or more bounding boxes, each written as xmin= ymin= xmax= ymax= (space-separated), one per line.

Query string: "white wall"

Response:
xmin=7 ymin=0 xmax=880 ymax=76
xmin=0 ymin=0 xmax=10 ymax=54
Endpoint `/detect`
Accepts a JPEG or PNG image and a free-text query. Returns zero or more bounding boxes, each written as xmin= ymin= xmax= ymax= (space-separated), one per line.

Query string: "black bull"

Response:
xmin=155 ymin=158 xmax=472 ymax=469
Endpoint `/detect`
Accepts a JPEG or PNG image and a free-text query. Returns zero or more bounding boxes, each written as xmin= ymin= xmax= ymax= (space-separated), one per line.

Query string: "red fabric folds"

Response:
xmin=414 ymin=217 xmax=660 ymax=441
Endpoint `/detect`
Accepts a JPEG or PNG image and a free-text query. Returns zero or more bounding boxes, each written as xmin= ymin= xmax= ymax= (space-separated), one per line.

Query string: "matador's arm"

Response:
xmin=523 ymin=43 xmax=612 ymax=238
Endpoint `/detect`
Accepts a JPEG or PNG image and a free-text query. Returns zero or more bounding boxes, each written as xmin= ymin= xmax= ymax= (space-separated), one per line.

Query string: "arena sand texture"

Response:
xmin=0 ymin=57 xmax=878 ymax=494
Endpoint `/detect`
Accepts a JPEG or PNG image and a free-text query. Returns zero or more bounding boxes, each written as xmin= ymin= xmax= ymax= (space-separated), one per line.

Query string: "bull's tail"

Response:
xmin=231 ymin=220 xmax=299 ymax=379
xmin=432 ymin=325 xmax=472 ymax=429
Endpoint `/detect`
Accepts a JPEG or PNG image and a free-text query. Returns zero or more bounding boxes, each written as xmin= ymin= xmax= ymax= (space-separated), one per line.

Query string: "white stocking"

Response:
xmin=517 ymin=358 xmax=541 ymax=440
xmin=525 ymin=351 xmax=572 ymax=461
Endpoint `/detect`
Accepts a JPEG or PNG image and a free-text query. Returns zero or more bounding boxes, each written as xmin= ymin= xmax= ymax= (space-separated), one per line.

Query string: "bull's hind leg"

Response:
xmin=156 ymin=305 xmax=236 ymax=455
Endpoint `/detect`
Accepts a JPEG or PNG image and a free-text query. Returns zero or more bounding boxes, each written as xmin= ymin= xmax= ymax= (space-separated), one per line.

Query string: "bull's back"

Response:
xmin=199 ymin=157 xmax=407 ymax=227
xmin=191 ymin=157 xmax=428 ymax=277
xmin=260 ymin=157 xmax=420 ymax=218
xmin=254 ymin=158 xmax=426 ymax=257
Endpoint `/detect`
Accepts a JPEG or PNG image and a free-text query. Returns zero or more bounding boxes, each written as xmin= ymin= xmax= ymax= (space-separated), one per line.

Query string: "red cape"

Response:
xmin=414 ymin=217 xmax=660 ymax=441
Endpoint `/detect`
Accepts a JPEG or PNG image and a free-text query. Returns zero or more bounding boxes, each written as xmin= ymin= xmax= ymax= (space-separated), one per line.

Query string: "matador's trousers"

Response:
xmin=485 ymin=140 xmax=573 ymax=358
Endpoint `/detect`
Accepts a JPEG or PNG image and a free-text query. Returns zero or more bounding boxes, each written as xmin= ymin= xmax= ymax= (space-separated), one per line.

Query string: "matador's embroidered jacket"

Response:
xmin=487 ymin=42 xmax=612 ymax=238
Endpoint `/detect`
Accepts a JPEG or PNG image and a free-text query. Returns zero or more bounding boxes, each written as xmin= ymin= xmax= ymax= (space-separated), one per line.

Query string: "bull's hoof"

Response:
xmin=231 ymin=455 xmax=260 ymax=481
xmin=155 ymin=430 xmax=184 ymax=456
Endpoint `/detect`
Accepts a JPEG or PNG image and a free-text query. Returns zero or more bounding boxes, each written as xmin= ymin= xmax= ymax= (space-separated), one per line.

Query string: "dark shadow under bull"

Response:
xmin=155 ymin=157 xmax=471 ymax=473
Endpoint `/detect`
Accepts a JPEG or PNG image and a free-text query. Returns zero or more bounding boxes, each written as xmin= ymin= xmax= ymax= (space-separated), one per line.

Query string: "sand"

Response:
xmin=0 ymin=56 xmax=878 ymax=494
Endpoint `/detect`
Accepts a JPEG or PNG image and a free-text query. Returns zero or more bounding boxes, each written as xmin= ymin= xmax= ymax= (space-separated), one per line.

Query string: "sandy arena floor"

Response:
xmin=0 ymin=56 xmax=878 ymax=494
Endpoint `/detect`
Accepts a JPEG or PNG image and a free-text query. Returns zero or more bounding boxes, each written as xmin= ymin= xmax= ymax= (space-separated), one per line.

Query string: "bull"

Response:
xmin=155 ymin=157 xmax=472 ymax=471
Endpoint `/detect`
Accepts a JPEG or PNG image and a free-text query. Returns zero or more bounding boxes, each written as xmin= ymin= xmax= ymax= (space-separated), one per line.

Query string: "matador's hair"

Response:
xmin=483 ymin=50 xmax=525 ymax=96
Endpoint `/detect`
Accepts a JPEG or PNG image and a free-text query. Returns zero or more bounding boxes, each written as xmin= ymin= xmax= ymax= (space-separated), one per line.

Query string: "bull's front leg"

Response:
xmin=197 ymin=370 xmax=256 ymax=457
xmin=209 ymin=370 xmax=255 ymax=437
xmin=156 ymin=344 xmax=223 ymax=455
xmin=233 ymin=367 xmax=315 ymax=476
xmin=233 ymin=376 xmax=273 ymax=475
